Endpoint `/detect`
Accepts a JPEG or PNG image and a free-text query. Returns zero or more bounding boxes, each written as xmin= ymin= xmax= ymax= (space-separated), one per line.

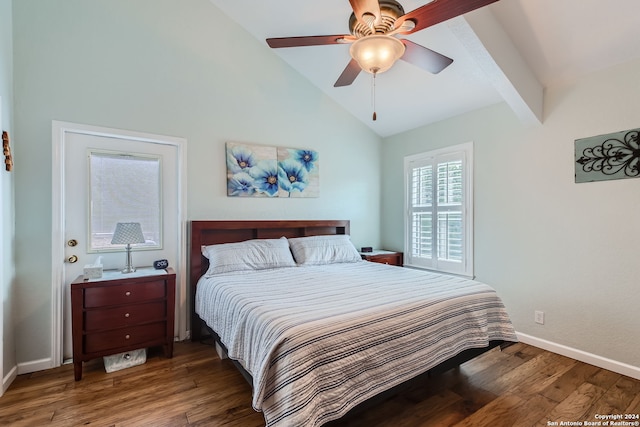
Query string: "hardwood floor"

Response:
xmin=1 ymin=341 xmax=639 ymax=426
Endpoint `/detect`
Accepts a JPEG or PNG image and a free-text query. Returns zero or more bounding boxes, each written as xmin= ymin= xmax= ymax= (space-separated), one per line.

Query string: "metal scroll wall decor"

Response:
xmin=575 ymin=128 xmax=640 ymax=183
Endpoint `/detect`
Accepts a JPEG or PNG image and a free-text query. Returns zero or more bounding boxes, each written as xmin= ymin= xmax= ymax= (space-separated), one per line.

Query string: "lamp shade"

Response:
xmin=349 ymin=35 xmax=406 ymax=74
xmin=111 ymin=222 xmax=145 ymax=245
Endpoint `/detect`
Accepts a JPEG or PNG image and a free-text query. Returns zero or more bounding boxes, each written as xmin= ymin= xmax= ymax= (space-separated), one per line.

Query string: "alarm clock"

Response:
xmin=153 ymin=259 xmax=169 ymax=270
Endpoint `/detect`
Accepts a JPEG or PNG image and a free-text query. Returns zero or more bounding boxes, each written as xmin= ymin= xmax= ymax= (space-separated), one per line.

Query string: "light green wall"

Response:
xmin=13 ymin=0 xmax=639 ymax=374
xmin=12 ymin=0 xmax=381 ymax=365
xmin=381 ymin=59 xmax=640 ymax=368
xmin=1 ymin=0 xmax=16 ymax=390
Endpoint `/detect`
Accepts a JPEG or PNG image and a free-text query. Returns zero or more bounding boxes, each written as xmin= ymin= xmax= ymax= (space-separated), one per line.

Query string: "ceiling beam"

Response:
xmin=448 ymin=8 xmax=543 ymax=127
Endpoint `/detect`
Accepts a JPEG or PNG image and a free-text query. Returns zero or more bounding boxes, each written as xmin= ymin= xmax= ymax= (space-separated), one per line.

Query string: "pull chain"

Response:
xmin=371 ymin=70 xmax=377 ymax=121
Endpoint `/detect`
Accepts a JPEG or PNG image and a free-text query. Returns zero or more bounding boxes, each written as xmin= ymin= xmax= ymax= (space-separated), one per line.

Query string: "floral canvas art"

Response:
xmin=226 ymin=142 xmax=278 ymax=197
xmin=277 ymin=147 xmax=319 ymax=197
xmin=226 ymin=142 xmax=319 ymax=197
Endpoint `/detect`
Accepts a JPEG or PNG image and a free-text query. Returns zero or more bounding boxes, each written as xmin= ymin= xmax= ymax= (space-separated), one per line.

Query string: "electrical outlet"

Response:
xmin=534 ymin=310 xmax=545 ymax=325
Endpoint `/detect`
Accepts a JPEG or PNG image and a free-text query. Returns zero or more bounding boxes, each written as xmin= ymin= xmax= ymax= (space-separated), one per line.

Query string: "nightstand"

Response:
xmin=360 ymin=250 xmax=404 ymax=266
xmin=71 ymin=267 xmax=176 ymax=381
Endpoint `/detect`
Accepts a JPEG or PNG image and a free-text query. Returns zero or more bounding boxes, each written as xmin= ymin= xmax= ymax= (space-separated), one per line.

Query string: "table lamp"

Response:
xmin=111 ymin=222 xmax=145 ymax=273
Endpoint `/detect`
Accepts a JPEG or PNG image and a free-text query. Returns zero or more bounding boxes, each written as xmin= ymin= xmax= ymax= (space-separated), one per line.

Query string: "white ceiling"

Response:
xmin=209 ymin=0 xmax=640 ymax=137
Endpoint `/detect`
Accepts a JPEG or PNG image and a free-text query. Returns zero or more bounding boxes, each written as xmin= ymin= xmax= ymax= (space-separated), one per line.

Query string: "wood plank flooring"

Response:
xmin=1 ymin=340 xmax=638 ymax=426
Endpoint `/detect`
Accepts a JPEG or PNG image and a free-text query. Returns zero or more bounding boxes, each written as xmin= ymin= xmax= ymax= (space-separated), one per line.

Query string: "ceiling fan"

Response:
xmin=266 ymin=0 xmax=500 ymax=87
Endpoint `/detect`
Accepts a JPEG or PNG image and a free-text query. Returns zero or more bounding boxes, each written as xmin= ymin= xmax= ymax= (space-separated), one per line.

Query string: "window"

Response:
xmin=404 ymin=142 xmax=473 ymax=277
xmin=88 ymin=151 xmax=162 ymax=252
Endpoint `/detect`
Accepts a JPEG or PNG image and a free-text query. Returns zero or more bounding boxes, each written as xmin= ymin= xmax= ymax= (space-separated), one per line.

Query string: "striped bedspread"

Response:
xmin=195 ymin=261 xmax=517 ymax=427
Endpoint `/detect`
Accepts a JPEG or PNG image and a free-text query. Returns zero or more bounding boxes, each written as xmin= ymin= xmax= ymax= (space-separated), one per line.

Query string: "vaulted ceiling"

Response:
xmin=210 ymin=0 xmax=640 ymax=137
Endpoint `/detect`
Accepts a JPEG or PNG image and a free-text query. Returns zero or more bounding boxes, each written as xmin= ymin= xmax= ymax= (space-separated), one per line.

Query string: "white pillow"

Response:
xmin=288 ymin=235 xmax=362 ymax=265
xmin=202 ymin=237 xmax=296 ymax=276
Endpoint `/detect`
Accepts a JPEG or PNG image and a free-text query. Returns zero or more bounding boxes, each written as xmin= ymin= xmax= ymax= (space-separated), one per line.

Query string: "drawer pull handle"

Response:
xmin=124 ymin=313 xmax=130 ymax=318
xmin=125 ymin=291 xmax=131 ymax=296
xmin=125 ymin=334 xmax=130 ymax=340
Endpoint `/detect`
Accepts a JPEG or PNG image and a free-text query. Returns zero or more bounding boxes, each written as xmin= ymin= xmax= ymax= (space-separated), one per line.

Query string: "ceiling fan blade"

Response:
xmin=334 ymin=59 xmax=362 ymax=87
xmin=349 ymin=0 xmax=381 ymax=27
xmin=395 ymin=0 xmax=500 ymax=34
xmin=401 ymin=39 xmax=453 ymax=74
xmin=266 ymin=35 xmax=352 ymax=48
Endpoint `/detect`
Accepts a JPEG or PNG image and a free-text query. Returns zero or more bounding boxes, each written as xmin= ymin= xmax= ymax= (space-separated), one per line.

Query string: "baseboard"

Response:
xmin=2 ymin=365 xmax=17 ymax=396
xmin=17 ymin=357 xmax=54 ymax=375
xmin=517 ymin=332 xmax=640 ymax=380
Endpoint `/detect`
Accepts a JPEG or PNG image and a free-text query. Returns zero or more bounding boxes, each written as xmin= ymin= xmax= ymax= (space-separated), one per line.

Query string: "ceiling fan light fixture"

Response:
xmin=349 ymin=35 xmax=405 ymax=74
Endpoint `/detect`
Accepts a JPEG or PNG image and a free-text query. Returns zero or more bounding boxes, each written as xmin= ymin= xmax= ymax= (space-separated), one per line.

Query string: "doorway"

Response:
xmin=52 ymin=122 xmax=186 ymax=365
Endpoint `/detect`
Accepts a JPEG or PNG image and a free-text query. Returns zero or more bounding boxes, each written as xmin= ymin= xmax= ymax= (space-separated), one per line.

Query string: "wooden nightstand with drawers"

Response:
xmin=71 ymin=267 xmax=176 ymax=380
xmin=360 ymin=250 xmax=404 ymax=266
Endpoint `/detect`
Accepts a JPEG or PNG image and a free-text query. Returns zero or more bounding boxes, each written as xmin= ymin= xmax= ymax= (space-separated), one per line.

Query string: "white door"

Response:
xmin=54 ymin=122 xmax=186 ymax=362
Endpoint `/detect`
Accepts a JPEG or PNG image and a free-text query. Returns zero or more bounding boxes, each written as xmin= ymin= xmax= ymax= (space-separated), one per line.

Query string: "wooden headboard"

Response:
xmin=189 ymin=220 xmax=350 ymax=340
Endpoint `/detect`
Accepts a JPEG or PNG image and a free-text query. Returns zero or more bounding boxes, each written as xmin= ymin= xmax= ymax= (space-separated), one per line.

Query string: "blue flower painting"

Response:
xmin=226 ymin=142 xmax=319 ymax=197
xmin=250 ymin=159 xmax=279 ymax=197
xmin=278 ymin=158 xmax=309 ymax=195
xmin=227 ymin=172 xmax=255 ymax=196
xmin=226 ymin=142 xmax=278 ymax=197
xmin=294 ymin=150 xmax=319 ymax=172
xmin=278 ymin=148 xmax=319 ymax=197
xmin=226 ymin=144 xmax=257 ymax=174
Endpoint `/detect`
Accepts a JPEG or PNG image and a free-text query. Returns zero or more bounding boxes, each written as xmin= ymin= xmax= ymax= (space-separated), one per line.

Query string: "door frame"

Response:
xmin=51 ymin=121 xmax=187 ymax=367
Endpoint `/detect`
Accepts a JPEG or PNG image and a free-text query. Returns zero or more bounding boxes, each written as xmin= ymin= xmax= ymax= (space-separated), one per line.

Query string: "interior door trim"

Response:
xmin=51 ymin=121 xmax=187 ymax=368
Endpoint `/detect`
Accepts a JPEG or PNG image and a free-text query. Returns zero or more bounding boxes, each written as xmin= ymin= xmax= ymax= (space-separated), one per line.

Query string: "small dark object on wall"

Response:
xmin=361 ymin=247 xmax=373 ymax=253
xmin=2 ymin=131 xmax=12 ymax=172
xmin=153 ymin=259 xmax=169 ymax=270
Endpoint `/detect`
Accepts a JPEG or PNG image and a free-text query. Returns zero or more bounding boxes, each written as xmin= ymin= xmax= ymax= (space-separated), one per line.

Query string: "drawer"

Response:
xmin=84 ymin=322 xmax=166 ymax=354
xmin=84 ymin=280 xmax=166 ymax=308
xmin=84 ymin=301 xmax=166 ymax=331
xmin=367 ymin=254 xmax=402 ymax=265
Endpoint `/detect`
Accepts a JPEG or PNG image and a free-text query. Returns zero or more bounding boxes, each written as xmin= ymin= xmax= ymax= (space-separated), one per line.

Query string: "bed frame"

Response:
xmin=189 ymin=220 xmax=350 ymax=341
xmin=188 ymin=220 xmax=509 ymax=420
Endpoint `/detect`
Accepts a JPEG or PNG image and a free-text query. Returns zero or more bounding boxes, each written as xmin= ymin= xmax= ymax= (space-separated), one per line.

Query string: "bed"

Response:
xmin=189 ymin=220 xmax=517 ymax=427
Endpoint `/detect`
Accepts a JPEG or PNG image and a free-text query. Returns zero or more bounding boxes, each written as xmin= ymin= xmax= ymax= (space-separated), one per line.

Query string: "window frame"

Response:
xmin=404 ymin=142 xmax=474 ymax=277
xmin=87 ymin=149 xmax=164 ymax=253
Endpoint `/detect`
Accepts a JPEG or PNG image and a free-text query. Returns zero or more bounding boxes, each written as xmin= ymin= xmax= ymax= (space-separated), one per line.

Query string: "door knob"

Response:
xmin=67 ymin=255 xmax=78 ymax=263
xmin=67 ymin=239 xmax=78 ymax=247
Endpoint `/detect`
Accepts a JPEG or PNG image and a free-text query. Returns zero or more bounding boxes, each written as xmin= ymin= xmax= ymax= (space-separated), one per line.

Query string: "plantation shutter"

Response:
xmin=405 ymin=143 xmax=473 ymax=276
